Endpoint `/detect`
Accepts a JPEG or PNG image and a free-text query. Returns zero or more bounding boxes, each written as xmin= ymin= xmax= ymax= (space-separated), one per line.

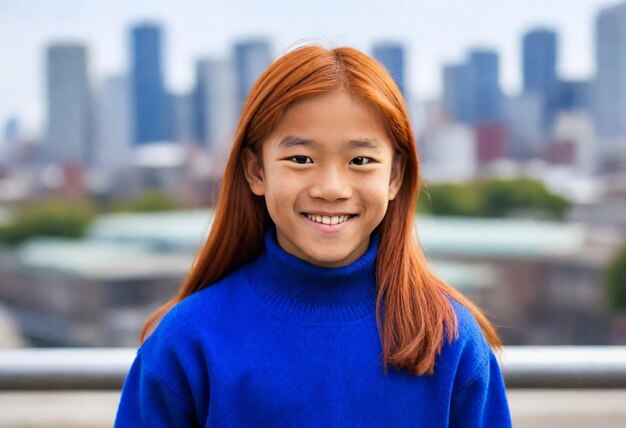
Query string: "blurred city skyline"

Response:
xmin=0 ymin=0 xmax=620 ymax=134
xmin=2 ymin=0 xmax=626 ymax=361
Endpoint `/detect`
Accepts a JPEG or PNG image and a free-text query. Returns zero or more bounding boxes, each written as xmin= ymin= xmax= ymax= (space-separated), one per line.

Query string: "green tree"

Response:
xmin=0 ymin=199 xmax=96 ymax=247
xmin=114 ymin=190 xmax=179 ymax=213
xmin=606 ymin=244 xmax=626 ymax=313
xmin=478 ymin=178 xmax=570 ymax=219
xmin=417 ymin=178 xmax=571 ymax=220
xmin=417 ymin=187 xmax=433 ymax=214
xmin=418 ymin=183 xmax=483 ymax=217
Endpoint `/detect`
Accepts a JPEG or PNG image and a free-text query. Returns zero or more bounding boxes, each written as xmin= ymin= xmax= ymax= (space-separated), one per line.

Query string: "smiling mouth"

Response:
xmin=301 ymin=213 xmax=357 ymax=225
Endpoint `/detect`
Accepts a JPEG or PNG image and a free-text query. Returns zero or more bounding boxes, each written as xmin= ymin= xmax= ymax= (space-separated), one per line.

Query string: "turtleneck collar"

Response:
xmin=244 ymin=226 xmax=379 ymax=324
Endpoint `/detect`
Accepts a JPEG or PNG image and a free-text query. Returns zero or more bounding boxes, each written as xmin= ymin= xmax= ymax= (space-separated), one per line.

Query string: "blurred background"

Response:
xmin=0 ymin=0 xmax=625 ymax=352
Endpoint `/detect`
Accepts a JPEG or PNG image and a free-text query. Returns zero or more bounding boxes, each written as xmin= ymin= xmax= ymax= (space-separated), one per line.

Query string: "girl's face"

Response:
xmin=244 ymin=90 xmax=404 ymax=267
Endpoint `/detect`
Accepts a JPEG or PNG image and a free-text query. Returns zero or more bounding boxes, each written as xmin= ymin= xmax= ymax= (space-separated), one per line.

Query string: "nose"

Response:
xmin=309 ymin=165 xmax=352 ymax=201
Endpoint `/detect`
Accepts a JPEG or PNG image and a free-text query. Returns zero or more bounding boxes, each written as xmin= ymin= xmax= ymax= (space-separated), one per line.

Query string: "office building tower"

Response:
xmin=193 ymin=59 xmax=238 ymax=151
xmin=130 ymin=23 xmax=169 ymax=144
xmin=172 ymin=92 xmax=194 ymax=143
xmin=442 ymin=63 xmax=471 ymax=123
xmin=558 ymin=80 xmax=592 ymax=112
xmin=522 ymin=29 xmax=559 ymax=129
xmin=373 ymin=42 xmax=406 ymax=95
xmin=94 ymin=75 xmax=131 ymax=170
xmin=1 ymin=117 xmax=19 ymax=167
xmin=467 ymin=50 xmax=502 ymax=124
xmin=503 ymin=93 xmax=544 ymax=159
xmin=594 ymin=3 xmax=626 ymax=137
xmin=45 ymin=43 xmax=92 ymax=164
xmin=233 ymin=39 xmax=272 ymax=109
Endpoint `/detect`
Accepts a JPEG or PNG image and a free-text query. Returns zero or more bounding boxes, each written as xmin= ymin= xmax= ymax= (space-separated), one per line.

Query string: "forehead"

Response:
xmin=265 ymin=90 xmax=391 ymax=147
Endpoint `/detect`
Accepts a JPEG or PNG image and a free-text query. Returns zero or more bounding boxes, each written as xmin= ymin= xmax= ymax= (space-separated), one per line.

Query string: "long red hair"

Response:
xmin=140 ymin=44 xmax=502 ymax=376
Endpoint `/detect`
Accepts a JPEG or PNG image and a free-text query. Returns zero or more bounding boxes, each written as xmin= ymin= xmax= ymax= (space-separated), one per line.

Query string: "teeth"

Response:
xmin=305 ymin=214 xmax=352 ymax=225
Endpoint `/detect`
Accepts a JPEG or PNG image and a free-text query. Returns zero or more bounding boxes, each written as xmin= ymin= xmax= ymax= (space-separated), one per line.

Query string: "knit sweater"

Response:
xmin=114 ymin=228 xmax=512 ymax=427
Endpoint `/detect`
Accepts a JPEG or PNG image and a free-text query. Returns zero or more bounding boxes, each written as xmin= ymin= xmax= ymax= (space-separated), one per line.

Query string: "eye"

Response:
xmin=350 ymin=157 xmax=372 ymax=166
xmin=289 ymin=155 xmax=313 ymax=164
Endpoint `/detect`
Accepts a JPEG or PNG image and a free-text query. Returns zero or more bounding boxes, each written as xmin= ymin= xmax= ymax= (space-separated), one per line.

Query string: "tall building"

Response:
xmin=442 ymin=51 xmax=502 ymax=125
xmin=193 ymin=59 xmax=238 ymax=151
xmin=45 ymin=43 xmax=92 ymax=164
xmin=171 ymin=92 xmax=194 ymax=143
xmin=522 ymin=29 xmax=559 ymax=129
xmin=1 ymin=117 xmax=19 ymax=167
xmin=467 ymin=50 xmax=502 ymax=124
xmin=372 ymin=42 xmax=406 ymax=96
xmin=94 ymin=75 xmax=131 ymax=170
xmin=559 ymin=80 xmax=592 ymax=112
xmin=594 ymin=3 xmax=626 ymax=138
xmin=442 ymin=63 xmax=471 ymax=123
xmin=233 ymin=39 xmax=272 ymax=109
xmin=130 ymin=23 xmax=170 ymax=144
xmin=503 ymin=93 xmax=544 ymax=159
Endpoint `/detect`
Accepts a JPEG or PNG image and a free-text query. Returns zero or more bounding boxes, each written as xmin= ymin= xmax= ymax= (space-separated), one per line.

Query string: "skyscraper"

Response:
xmin=233 ymin=39 xmax=272 ymax=109
xmin=594 ymin=3 xmax=626 ymax=137
xmin=130 ymin=23 xmax=169 ymax=144
xmin=442 ymin=63 xmax=471 ymax=123
xmin=444 ymin=51 xmax=502 ymax=125
xmin=193 ymin=59 xmax=237 ymax=151
xmin=1 ymin=117 xmax=19 ymax=167
xmin=522 ymin=29 xmax=559 ymax=129
xmin=45 ymin=43 xmax=92 ymax=164
xmin=503 ymin=93 xmax=544 ymax=159
xmin=467 ymin=50 xmax=502 ymax=124
xmin=372 ymin=42 xmax=406 ymax=96
xmin=94 ymin=75 xmax=131 ymax=170
xmin=558 ymin=80 xmax=592 ymax=112
xmin=171 ymin=92 xmax=194 ymax=144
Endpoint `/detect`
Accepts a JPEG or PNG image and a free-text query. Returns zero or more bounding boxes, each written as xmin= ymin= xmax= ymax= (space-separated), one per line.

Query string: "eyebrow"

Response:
xmin=277 ymin=136 xmax=381 ymax=150
xmin=277 ymin=136 xmax=313 ymax=149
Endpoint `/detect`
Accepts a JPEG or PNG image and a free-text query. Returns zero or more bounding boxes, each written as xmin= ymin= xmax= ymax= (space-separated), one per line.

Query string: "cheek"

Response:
xmin=265 ymin=171 xmax=302 ymax=211
xmin=360 ymin=170 xmax=393 ymax=197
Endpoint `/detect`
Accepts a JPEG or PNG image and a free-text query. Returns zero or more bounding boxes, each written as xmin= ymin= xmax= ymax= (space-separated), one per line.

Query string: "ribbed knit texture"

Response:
xmin=114 ymin=227 xmax=512 ymax=427
xmin=247 ymin=227 xmax=379 ymax=323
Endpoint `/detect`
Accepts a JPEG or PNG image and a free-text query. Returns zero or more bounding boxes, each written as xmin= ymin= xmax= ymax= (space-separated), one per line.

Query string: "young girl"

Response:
xmin=115 ymin=44 xmax=512 ymax=427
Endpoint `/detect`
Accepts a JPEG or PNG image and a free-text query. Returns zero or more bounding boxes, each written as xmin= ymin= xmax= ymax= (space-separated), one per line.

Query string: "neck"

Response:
xmin=244 ymin=226 xmax=380 ymax=323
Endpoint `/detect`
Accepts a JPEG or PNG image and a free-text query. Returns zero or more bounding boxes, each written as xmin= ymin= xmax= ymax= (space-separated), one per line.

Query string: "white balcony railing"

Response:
xmin=1 ymin=346 xmax=626 ymax=390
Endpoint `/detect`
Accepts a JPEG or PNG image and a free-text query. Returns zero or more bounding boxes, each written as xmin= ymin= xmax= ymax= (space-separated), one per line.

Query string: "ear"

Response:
xmin=242 ymin=147 xmax=266 ymax=196
xmin=388 ymin=153 xmax=405 ymax=201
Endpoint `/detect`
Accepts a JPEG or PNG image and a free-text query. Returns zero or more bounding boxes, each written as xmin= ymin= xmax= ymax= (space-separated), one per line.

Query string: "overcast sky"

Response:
xmin=0 ymin=0 xmax=620 ymax=135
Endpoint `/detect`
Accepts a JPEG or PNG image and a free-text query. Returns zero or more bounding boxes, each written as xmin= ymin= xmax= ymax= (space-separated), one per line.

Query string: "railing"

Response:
xmin=1 ymin=346 xmax=626 ymax=390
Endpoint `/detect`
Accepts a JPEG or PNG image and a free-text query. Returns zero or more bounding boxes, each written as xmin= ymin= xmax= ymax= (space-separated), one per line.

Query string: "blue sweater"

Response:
xmin=115 ymin=228 xmax=512 ymax=427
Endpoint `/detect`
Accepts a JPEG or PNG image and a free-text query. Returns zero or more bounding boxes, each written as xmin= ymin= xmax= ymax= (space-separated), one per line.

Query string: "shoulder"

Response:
xmin=169 ymin=263 xmax=252 ymax=324
xmin=449 ymin=298 xmax=490 ymax=353
xmin=139 ymin=264 xmax=251 ymax=360
xmin=438 ymin=297 xmax=493 ymax=390
xmin=133 ymin=265 xmax=251 ymax=394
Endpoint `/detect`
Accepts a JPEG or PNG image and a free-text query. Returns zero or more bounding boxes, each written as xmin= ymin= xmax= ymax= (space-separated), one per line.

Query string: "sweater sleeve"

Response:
xmin=114 ymin=351 xmax=197 ymax=428
xmin=449 ymin=350 xmax=512 ymax=428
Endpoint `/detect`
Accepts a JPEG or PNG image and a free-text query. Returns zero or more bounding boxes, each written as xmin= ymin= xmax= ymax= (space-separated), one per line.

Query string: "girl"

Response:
xmin=115 ymin=44 xmax=512 ymax=427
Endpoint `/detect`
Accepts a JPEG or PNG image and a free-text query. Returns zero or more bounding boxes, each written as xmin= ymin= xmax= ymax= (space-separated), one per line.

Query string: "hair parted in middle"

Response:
xmin=140 ymin=43 xmax=502 ymax=376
